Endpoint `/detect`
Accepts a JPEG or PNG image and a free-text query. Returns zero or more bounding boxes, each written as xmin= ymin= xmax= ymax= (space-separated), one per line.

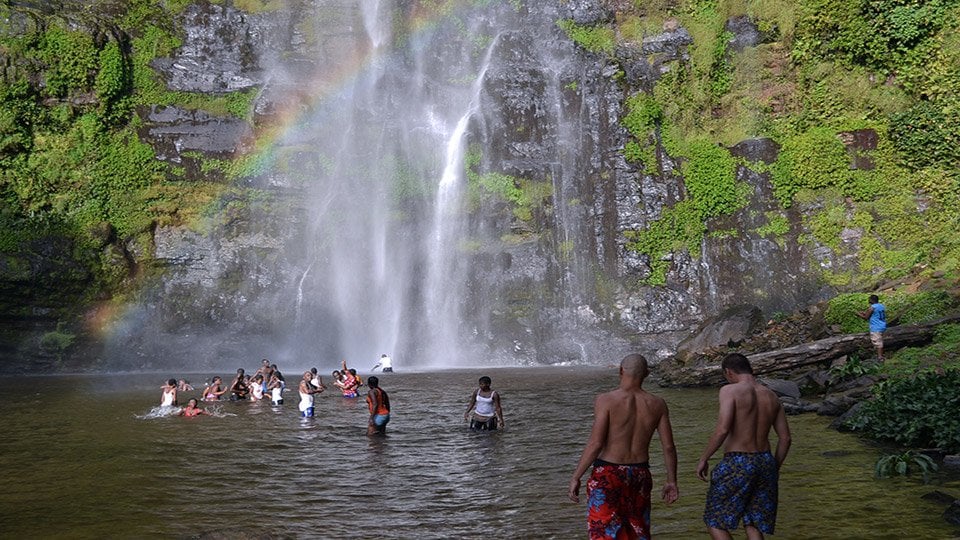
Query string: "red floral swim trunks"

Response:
xmin=586 ymin=459 xmax=652 ymax=539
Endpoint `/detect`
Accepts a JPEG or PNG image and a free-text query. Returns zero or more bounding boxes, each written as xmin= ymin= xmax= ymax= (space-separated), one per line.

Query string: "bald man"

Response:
xmin=568 ymin=353 xmax=679 ymax=539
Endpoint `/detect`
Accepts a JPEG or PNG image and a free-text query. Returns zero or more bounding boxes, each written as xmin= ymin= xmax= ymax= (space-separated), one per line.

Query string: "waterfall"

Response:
xmin=271 ymin=2 xmax=509 ymax=368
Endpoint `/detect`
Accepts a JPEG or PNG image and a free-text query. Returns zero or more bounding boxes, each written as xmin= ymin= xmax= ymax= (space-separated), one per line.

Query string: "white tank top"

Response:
xmin=475 ymin=391 xmax=496 ymax=416
xmin=161 ymin=389 xmax=175 ymax=407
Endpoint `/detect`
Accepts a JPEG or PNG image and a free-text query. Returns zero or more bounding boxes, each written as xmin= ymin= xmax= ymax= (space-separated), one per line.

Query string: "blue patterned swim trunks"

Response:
xmin=704 ymin=451 xmax=778 ymax=534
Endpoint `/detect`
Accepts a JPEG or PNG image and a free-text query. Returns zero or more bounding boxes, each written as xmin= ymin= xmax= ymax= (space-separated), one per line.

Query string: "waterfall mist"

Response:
xmin=107 ymin=1 xmax=637 ymax=372
xmin=277 ymin=3 xmax=513 ymax=368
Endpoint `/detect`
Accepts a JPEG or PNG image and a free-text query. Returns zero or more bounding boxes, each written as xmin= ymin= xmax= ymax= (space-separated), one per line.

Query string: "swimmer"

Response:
xmin=160 ymin=378 xmax=178 ymax=407
xmin=202 ymin=377 xmax=227 ymax=401
xmin=337 ymin=361 xmax=360 ymax=398
xmin=268 ymin=373 xmax=284 ymax=405
xmin=366 ymin=376 xmax=390 ymax=435
xmin=298 ymin=371 xmax=324 ymax=417
xmin=179 ymin=398 xmax=212 ymax=417
xmin=310 ymin=368 xmax=325 ymax=391
xmin=250 ymin=374 xmax=265 ymax=402
xmin=256 ymin=359 xmax=274 ymax=394
xmin=463 ymin=376 xmax=504 ymax=430
xmin=177 ymin=379 xmax=194 ymax=391
xmin=229 ymin=369 xmax=249 ymax=401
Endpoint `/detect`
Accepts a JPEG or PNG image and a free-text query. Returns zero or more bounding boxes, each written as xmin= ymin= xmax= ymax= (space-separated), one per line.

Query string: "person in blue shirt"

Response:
xmin=858 ymin=294 xmax=887 ymax=360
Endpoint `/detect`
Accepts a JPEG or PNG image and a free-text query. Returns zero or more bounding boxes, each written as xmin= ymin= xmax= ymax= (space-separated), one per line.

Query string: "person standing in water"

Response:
xmin=568 ymin=353 xmax=679 ymax=540
xmin=463 ymin=376 xmax=504 ymax=430
xmin=697 ymin=353 xmax=791 ymax=540
xmin=298 ymin=371 xmax=324 ymax=418
xmin=336 ymin=361 xmax=360 ymax=398
xmin=857 ymin=294 xmax=887 ymax=361
xmin=366 ymin=376 xmax=390 ymax=435
xmin=160 ymin=379 xmax=178 ymax=407
xmin=227 ymin=368 xmax=250 ymax=401
xmin=268 ymin=373 xmax=284 ymax=405
xmin=372 ymin=353 xmax=393 ymax=373
xmin=203 ymin=377 xmax=227 ymax=401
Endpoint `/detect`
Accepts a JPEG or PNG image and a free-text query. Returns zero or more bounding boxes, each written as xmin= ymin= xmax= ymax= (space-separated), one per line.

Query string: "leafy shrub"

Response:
xmin=825 ymin=293 xmax=872 ymax=333
xmin=845 ymin=368 xmax=960 ymax=453
xmin=625 ymin=199 xmax=705 ymax=285
xmin=829 ymin=354 xmax=880 ymax=381
xmin=771 ymin=127 xmax=851 ymax=206
xmin=894 ymin=290 xmax=958 ymax=325
xmin=889 ymin=100 xmax=960 ymax=171
xmin=40 ymin=326 xmax=75 ymax=352
xmin=682 ymin=140 xmax=744 ymax=219
xmin=556 ymin=19 xmax=615 ymax=55
xmin=875 ymin=450 xmax=938 ymax=482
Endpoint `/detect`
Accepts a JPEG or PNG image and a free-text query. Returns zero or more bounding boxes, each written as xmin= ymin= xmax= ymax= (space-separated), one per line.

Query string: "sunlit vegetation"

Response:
xmin=557 ymin=0 xmax=960 ymax=290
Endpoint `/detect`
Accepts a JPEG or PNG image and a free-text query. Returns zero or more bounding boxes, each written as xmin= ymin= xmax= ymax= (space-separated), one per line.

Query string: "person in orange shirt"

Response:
xmin=366 ymin=376 xmax=390 ymax=435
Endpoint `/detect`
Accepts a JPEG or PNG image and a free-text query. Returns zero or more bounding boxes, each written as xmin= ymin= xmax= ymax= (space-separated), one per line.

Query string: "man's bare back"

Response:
xmin=595 ymin=387 xmax=668 ymax=464
xmin=697 ymin=353 xmax=791 ymax=540
xmin=718 ymin=380 xmax=783 ymax=454
xmin=568 ymin=354 xmax=678 ymax=504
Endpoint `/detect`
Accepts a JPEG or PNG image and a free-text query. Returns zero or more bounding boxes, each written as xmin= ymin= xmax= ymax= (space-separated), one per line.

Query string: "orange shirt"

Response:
xmin=367 ymin=388 xmax=390 ymax=415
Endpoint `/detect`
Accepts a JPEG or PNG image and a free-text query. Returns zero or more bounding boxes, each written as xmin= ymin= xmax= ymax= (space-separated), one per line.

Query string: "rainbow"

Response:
xmin=89 ymin=0 xmax=505 ymax=340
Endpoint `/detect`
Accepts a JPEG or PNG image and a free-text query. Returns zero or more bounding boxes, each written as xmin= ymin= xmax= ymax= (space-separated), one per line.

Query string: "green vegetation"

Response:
xmin=464 ymin=146 xmax=553 ymax=224
xmin=828 ymin=354 xmax=880 ymax=381
xmin=556 ymin=20 xmax=616 ymax=55
xmin=825 ymin=291 xmax=958 ymax=334
xmin=845 ymin=368 xmax=960 ymax=454
xmin=0 ymin=2 xmax=256 ymax=317
xmin=552 ymin=0 xmax=960 ymax=290
xmin=875 ymin=451 xmax=938 ymax=482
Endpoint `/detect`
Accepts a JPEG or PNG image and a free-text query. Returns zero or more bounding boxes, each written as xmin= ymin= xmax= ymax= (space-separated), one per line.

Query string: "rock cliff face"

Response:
xmin=1 ymin=0 xmax=864 ymax=371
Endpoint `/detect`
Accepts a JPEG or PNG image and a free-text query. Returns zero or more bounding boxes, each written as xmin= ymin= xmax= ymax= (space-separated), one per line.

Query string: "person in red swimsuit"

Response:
xmin=179 ymin=398 xmax=212 ymax=417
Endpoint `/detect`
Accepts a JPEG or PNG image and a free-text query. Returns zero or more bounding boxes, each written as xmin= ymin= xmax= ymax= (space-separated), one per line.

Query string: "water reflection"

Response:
xmin=0 ymin=368 xmax=956 ymax=539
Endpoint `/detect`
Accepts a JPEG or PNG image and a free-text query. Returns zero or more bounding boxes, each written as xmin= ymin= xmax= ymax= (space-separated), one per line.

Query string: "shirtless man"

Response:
xmin=568 ymin=353 xmax=679 ymax=539
xmin=256 ymin=359 xmax=274 ymax=394
xmin=696 ymin=353 xmax=792 ymax=540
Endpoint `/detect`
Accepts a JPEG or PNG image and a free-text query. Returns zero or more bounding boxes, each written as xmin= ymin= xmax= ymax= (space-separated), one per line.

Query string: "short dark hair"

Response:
xmin=721 ymin=353 xmax=753 ymax=375
xmin=167 ymin=378 xmax=176 ymax=386
xmin=479 ymin=376 xmax=492 ymax=385
xmin=368 ymin=376 xmax=379 ymax=388
xmin=869 ymin=294 xmax=879 ymax=304
xmin=310 ymin=367 xmax=317 ymax=374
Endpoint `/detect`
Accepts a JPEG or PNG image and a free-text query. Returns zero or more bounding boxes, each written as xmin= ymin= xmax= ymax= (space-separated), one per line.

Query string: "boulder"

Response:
xmin=921 ymin=491 xmax=958 ymax=506
xmin=760 ymin=377 xmax=801 ymax=399
xmin=675 ymin=304 xmax=763 ymax=362
xmin=560 ymin=0 xmax=614 ymax=25
xmin=780 ymin=396 xmax=818 ymax=415
xmin=945 ymin=501 xmax=960 ymax=526
xmin=828 ymin=401 xmax=864 ymax=430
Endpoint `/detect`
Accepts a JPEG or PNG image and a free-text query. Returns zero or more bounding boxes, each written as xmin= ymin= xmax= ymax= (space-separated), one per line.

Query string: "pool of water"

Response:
xmin=0 ymin=367 xmax=956 ymax=538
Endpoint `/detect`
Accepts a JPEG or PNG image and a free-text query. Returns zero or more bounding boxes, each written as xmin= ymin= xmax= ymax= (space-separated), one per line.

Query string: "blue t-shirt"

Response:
xmin=869 ymin=303 xmax=887 ymax=332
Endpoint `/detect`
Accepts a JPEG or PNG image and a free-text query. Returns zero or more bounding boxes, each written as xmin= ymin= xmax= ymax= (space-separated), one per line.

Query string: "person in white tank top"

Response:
xmin=298 ymin=371 xmax=323 ymax=417
xmin=160 ymin=378 xmax=178 ymax=407
xmin=463 ymin=376 xmax=504 ymax=430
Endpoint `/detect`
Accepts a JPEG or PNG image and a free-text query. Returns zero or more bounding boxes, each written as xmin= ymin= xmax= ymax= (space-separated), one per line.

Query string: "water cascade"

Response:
xmin=113 ymin=1 xmax=640 ymax=370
